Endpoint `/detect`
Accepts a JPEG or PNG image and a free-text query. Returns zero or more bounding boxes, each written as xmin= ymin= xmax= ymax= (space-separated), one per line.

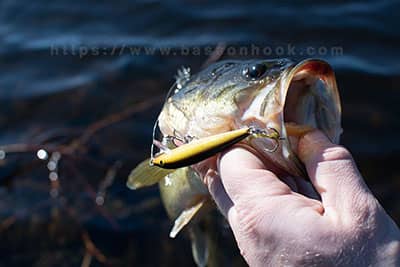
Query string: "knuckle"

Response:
xmin=347 ymin=193 xmax=380 ymax=230
xmin=322 ymin=145 xmax=353 ymax=162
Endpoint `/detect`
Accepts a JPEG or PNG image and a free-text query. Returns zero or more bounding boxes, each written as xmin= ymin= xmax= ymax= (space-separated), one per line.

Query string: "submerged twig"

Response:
xmin=96 ymin=161 xmax=122 ymax=206
xmin=67 ymin=97 xmax=163 ymax=153
xmin=0 ymin=143 xmax=65 ymax=155
xmin=0 ymin=216 xmax=17 ymax=233
xmin=64 ymin=159 xmax=121 ymax=230
xmin=80 ymin=252 xmax=93 ymax=267
xmin=81 ymin=230 xmax=109 ymax=265
xmin=0 ymin=198 xmax=55 ymax=233
xmin=0 ymin=97 xmax=162 ymax=156
xmin=0 ymin=96 xmax=163 ymax=249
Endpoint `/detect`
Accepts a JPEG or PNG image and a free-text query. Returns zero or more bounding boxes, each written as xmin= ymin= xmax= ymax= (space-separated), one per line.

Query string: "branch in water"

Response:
xmin=81 ymin=230 xmax=109 ymax=266
xmin=0 ymin=96 xmax=162 ymax=156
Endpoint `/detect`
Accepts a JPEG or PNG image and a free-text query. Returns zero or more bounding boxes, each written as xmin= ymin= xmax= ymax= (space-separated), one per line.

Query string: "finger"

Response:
xmin=298 ymin=130 xmax=370 ymax=216
xmin=194 ymin=156 xmax=234 ymax=216
xmin=204 ymin=168 xmax=233 ymax=217
xmin=218 ymin=147 xmax=294 ymax=204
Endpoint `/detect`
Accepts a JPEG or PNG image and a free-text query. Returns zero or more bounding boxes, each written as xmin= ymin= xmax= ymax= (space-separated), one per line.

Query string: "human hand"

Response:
xmin=204 ymin=130 xmax=400 ymax=266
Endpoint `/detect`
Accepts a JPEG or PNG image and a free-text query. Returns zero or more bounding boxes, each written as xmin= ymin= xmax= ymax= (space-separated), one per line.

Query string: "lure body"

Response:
xmin=151 ymin=127 xmax=252 ymax=169
xmin=151 ymin=126 xmax=281 ymax=169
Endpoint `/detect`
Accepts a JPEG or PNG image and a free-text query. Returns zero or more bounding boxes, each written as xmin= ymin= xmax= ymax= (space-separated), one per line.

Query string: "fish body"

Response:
xmin=158 ymin=167 xmax=215 ymax=266
xmin=128 ymin=58 xmax=342 ymax=266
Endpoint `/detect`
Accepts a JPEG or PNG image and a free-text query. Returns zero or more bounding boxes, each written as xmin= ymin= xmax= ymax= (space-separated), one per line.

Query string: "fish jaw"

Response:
xmin=239 ymin=59 xmax=342 ymax=178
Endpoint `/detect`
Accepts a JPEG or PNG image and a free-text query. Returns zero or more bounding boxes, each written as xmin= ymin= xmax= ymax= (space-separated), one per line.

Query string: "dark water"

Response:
xmin=0 ymin=0 xmax=399 ymax=266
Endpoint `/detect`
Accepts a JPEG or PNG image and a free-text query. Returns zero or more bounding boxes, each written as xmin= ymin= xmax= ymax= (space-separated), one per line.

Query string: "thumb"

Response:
xmin=298 ymin=130 xmax=371 ymax=220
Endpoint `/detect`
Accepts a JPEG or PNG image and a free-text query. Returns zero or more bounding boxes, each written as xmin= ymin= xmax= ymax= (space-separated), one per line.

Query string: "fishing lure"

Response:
xmin=151 ymin=126 xmax=281 ymax=169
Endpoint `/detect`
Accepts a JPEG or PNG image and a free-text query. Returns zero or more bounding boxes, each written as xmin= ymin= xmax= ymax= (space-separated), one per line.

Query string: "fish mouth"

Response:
xmin=251 ymin=59 xmax=342 ymax=178
xmin=282 ymin=59 xmax=342 ymax=143
xmin=282 ymin=60 xmax=342 ymax=176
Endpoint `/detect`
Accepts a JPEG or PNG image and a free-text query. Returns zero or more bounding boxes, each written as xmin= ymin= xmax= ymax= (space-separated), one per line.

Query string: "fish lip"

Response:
xmin=251 ymin=59 xmax=342 ymax=178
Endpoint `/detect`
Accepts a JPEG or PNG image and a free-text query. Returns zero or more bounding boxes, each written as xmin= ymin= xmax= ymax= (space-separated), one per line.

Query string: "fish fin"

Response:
xmin=189 ymin=225 xmax=209 ymax=267
xmin=175 ymin=66 xmax=191 ymax=90
xmin=169 ymin=198 xmax=206 ymax=238
xmin=127 ymin=158 xmax=175 ymax=190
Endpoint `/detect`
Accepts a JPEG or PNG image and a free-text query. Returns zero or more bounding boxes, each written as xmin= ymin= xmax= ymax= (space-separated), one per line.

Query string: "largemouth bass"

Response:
xmin=128 ymin=58 xmax=342 ymax=266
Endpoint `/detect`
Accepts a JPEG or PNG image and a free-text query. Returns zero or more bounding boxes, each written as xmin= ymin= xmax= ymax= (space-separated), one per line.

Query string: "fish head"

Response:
xmin=158 ymin=58 xmax=342 ymax=178
xmin=242 ymin=58 xmax=342 ymax=177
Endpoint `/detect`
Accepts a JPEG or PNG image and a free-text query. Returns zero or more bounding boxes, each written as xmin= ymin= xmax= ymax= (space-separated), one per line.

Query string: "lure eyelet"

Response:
xmin=248 ymin=126 xmax=282 ymax=153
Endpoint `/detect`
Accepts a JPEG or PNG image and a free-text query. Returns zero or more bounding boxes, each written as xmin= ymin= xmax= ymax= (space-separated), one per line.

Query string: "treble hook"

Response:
xmin=172 ymin=129 xmax=195 ymax=143
xmin=249 ymin=126 xmax=283 ymax=153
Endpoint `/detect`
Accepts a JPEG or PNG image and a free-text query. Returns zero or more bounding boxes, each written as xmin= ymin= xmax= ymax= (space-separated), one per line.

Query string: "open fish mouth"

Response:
xmin=282 ymin=59 xmax=342 ymax=142
xmin=249 ymin=59 xmax=342 ymax=177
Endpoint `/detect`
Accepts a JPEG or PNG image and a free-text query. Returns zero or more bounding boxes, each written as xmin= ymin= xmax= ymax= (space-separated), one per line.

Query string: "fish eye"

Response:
xmin=243 ymin=63 xmax=267 ymax=80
